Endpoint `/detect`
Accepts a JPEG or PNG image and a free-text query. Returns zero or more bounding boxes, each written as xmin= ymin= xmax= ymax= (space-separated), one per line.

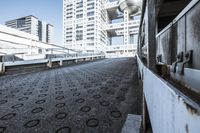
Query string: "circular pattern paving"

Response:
xmin=35 ymin=99 xmax=46 ymax=104
xmin=86 ymin=118 xmax=99 ymax=127
xmin=11 ymin=103 xmax=24 ymax=109
xmin=55 ymin=87 xmax=62 ymax=90
xmin=55 ymin=112 xmax=68 ymax=119
xmin=120 ymin=88 xmax=128 ymax=92
xmin=24 ymin=92 xmax=32 ymax=95
xmin=116 ymin=96 xmax=125 ymax=101
xmin=40 ymin=89 xmax=48 ymax=93
xmin=100 ymin=101 xmax=110 ymax=107
xmin=87 ymin=89 xmax=94 ymax=94
xmin=55 ymin=103 xmax=65 ymax=108
xmin=70 ymin=88 xmax=77 ymax=92
xmin=18 ymin=97 xmax=28 ymax=101
xmin=73 ymin=92 xmax=80 ymax=96
xmin=24 ymin=119 xmax=40 ymax=128
xmin=56 ymin=91 xmax=63 ymax=94
xmin=0 ymin=100 xmax=7 ymax=105
xmin=0 ymin=113 xmax=16 ymax=120
xmin=55 ymin=96 xmax=65 ymax=100
xmin=93 ymin=94 xmax=101 ymax=99
xmin=31 ymin=107 xmax=43 ymax=114
xmin=80 ymin=106 xmax=91 ymax=112
xmin=38 ymin=94 xmax=47 ymax=98
xmin=56 ymin=126 xmax=71 ymax=133
xmin=75 ymin=98 xmax=85 ymax=103
xmin=110 ymin=111 xmax=122 ymax=118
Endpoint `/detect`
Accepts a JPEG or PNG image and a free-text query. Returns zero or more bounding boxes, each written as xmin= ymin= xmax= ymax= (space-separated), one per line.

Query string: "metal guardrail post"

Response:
xmin=59 ymin=60 xmax=63 ymax=66
xmin=0 ymin=62 xmax=5 ymax=75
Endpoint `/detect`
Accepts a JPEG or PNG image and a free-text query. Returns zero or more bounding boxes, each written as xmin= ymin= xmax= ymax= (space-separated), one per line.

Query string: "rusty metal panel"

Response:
xmin=186 ymin=2 xmax=200 ymax=69
xmin=137 ymin=56 xmax=200 ymax=133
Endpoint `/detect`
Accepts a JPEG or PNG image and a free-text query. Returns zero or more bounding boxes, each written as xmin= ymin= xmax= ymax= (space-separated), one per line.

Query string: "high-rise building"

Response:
xmin=5 ymin=15 xmax=54 ymax=44
xmin=63 ymin=0 xmax=140 ymax=56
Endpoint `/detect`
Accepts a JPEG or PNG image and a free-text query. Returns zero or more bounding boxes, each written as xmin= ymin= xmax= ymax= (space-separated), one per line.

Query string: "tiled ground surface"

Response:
xmin=0 ymin=57 xmax=141 ymax=133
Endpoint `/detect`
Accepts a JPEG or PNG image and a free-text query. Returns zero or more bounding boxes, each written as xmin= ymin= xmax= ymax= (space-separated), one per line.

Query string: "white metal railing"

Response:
xmin=106 ymin=44 xmax=137 ymax=51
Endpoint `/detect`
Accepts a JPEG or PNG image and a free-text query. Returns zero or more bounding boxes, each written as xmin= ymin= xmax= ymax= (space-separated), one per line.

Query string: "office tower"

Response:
xmin=63 ymin=0 xmax=140 ymax=55
xmin=5 ymin=15 xmax=54 ymax=44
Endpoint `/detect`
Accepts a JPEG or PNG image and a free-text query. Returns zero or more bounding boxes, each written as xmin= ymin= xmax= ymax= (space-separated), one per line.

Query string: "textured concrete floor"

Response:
xmin=0 ymin=57 xmax=141 ymax=133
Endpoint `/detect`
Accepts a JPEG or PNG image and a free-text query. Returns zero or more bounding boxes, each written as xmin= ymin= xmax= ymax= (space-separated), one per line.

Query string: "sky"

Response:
xmin=0 ymin=0 xmax=63 ymax=45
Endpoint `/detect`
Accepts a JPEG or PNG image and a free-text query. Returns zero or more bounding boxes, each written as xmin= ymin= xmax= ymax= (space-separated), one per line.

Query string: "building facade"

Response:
xmin=63 ymin=0 xmax=140 ymax=56
xmin=5 ymin=15 xmax=54 ymax=44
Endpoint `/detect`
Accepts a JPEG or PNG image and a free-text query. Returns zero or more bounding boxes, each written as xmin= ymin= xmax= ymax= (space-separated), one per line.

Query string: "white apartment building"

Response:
xmin=5 ymin=15 xmax=54 ymax=44
xmin=63 ymin=0 xmax=140 ymax=56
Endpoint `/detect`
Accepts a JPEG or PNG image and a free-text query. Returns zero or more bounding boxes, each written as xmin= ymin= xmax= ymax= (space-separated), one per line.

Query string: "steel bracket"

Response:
xmin=177 ymin=50 xmax=193 ymax=75
xmin=157 ymin=54 xmax=162 ymax=63
xmin=171 ymin=52 xmax=183 ymax=73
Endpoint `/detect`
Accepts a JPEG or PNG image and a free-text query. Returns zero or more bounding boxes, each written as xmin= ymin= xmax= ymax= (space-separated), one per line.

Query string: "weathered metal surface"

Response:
xmin=137 ymin=55 xmax=200 ymax=133
xmin=186 ymin=2 xmax=200 ymax=69
xmin=0 ymin=58 xmax=142 ymax=133
xmin=171 ymin=67 xmax=200 ymax=94
xmin=176 ymin=16 xmax=186 ymax=54
xmin=156 ymin=1 xmax=200 ymax=70
xmin=156 ymin=27 xmax=173 ymax=64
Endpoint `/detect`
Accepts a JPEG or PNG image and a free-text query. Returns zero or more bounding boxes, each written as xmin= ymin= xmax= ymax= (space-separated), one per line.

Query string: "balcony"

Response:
xmin=105 ymin=1 xmax=119 ymax=9
xmin=106 ymin=20 xmax=140 ymax=30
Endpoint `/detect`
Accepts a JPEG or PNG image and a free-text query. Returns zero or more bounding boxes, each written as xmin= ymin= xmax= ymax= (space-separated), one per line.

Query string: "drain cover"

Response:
xmin=86 ymin=118 xmax=99 ymax=127
xmin=24 ymin=120 xmax=40 ymax=128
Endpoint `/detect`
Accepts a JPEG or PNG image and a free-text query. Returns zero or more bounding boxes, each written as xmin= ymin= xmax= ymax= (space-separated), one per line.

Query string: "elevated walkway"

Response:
xmin=0 ymin=57 xmax=142 ymax=133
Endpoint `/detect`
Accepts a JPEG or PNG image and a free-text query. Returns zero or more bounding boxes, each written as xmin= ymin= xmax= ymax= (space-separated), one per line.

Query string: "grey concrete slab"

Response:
xmin=121 ymin=114 xmax=141 ymax=133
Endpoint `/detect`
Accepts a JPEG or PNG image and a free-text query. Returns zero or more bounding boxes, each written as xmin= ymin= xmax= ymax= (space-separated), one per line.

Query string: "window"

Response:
xmin=87 ymin=11 xmax=94 ymax=16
